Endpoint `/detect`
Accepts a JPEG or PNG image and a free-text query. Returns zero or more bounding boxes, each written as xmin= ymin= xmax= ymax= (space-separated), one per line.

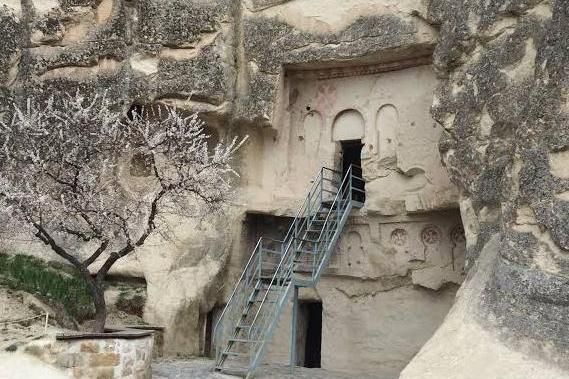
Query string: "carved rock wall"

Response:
xmin=0 ymin=0 xmax=460 ymax=365
xmin=265 ymin=211 xmax=465 ymax=377
xmin=402 ymin=0 xmax=569 ymax=376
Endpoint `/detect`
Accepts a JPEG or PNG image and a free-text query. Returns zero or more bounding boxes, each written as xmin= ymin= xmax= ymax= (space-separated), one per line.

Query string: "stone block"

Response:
xmin=95 ymin=367 xmax=114 ymax=379
xmin=89 ymin=352 xmax=120 ymax=367
xmin=135 ymin=368 xmax=151 ymax=379
xmin=80 ymin=341 xmax=100 ymax=353
xmin=121 ymin=363 xmax=133 ymax=377
xmin=56 ymin=353 xmax=84 ymax=368
xmin=103 ymin=340 xmax=116 ymax=352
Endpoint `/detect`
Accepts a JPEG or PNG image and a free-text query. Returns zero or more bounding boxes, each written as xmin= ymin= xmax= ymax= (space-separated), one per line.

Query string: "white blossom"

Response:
xmin=0 ymin=91 xmax=246 ymax=331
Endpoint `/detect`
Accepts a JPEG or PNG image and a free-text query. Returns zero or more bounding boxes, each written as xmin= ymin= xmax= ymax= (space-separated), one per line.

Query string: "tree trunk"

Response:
xmin=92 ymin=284 xmax=107 ymax=333
xmin=81 ymin=270 xmax=107 ymax=333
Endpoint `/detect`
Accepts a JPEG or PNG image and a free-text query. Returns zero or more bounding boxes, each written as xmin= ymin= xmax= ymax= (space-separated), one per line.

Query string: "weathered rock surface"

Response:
xmin=1 ymin=1 xmax=455 ymax=365
xmin=401 ymin=236 xmax=568 ymax=379
xmin=402 ymin=0 xmax=569 ymax=376
xmin=1 ymin=0 xmax=567 ymax=377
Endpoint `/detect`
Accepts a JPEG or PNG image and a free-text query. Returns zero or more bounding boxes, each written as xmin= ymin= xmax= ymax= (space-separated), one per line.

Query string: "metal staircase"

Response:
xmin=213 ymin=165 xmax=364 ymax=378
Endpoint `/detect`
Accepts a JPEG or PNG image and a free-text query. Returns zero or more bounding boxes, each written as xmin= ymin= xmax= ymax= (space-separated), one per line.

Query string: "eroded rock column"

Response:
xmin=403 ymin=1 xmax=569 ymax=376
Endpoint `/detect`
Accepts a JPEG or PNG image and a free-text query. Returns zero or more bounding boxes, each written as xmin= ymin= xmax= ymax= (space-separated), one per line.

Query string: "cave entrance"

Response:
xmin=298 ymin=301 xmax=322 ymax=368
xmin=341 ymin=139 xmax=365 ymax=204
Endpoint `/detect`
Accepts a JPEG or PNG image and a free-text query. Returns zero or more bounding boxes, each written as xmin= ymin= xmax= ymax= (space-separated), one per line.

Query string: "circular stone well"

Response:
xmin=21 ymin=328 xmax=154 ymax=378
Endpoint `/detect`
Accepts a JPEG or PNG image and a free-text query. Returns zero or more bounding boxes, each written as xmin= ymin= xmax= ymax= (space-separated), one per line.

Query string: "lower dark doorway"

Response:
xmin=300 ymin=301 xmax=322 ymax=368
xmin=340 ymin=140 xmax=365 ymax=203
xmin=202 ymin=306 xmax=224 ymax=358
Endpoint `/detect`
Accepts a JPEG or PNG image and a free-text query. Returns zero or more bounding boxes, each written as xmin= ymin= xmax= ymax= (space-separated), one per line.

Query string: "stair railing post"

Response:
xmin=320 ymin=167 xmax=324 ymax=204
xmin=348 ymin=165 xmax=354 ymax=205
xmin=290 ymin=285 xmax=299 ymax=372
xmin=258 ymin=238 xmax=263 ymax=281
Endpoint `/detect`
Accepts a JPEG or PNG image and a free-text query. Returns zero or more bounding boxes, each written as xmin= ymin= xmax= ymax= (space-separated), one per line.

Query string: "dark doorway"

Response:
xmin=341 ymin=140 xmax=365 ymax=203
xmin=300 ymin=301 xmax=322 ymax=368
xmin=202 ymin=306 xmax=225 ymax=358
xmin=203 ymin=309 xmax=214 ymax=357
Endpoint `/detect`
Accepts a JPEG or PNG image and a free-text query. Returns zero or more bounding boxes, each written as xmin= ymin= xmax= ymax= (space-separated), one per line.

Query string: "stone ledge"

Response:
xmin=56 ymin=327 xmax=153 ymax=341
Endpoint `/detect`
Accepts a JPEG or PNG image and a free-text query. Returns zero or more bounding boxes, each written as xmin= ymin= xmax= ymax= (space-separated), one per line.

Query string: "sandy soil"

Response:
xmin=0 ymin=352 xmax=67 ymax=379
xmin=153 ymin=358 xmax=383 ymax=379
xmin=0 ymin=289 xmax=51 ymax=351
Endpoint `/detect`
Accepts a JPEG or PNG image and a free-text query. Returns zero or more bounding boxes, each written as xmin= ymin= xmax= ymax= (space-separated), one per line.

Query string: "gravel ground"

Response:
xmin=153 ymin=358 xmax=383 ymax=379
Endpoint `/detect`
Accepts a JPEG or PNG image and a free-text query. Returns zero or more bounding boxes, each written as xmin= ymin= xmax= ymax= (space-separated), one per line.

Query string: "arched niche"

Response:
xmin=303 ymin=111 xmax=323 ymax=157
xmin=376 ymin=104 xmax=399 ymax=160
xmin=332 ymin=109 xmax=365 ymax=142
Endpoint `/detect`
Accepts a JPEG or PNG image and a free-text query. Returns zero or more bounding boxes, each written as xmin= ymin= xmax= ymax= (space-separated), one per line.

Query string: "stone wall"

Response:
xmin=22 ymin=332 xmax=154 ymax=378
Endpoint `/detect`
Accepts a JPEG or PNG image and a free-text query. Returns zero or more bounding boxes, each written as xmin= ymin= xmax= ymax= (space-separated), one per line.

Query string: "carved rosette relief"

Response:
xmin=450 ymin=224 xmax=466 ymax=244
xmin=450 ymin=224 xmax=466 ymax=271
xmin=421 ymin=225 xmax=441 ymax=245
xmin=390 ymin=228 xmax=408 ymax=247
xmin=420 ymin=224 xmax=442 ymax=261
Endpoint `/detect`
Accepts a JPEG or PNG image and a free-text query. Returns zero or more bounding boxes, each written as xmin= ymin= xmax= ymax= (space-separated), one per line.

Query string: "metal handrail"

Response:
xmin=213 ymin=167 xmax=326 ymax=359
xmin=245 ymin=170 xmax=334 ymax=341
xmin=307 ymin=166 xmax=356 ymax=276
xmin=214 ymin=165 xmax=360 ymax=374
xmin=213 ymin=236 xmax=262 ymax=343
xmin=281 ymin=169 xmax=323 ymax=244
xmin=315 ymin=165 xmax=354 ymax=242
xmin=246 ymin=167 xmax=350 ymax=346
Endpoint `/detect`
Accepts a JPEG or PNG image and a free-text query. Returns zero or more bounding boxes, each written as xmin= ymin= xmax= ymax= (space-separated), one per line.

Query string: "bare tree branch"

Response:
xmin=83 ymin=240 xmax=110 ymax=267
xmin=32 ymin=222 xmax=82 ymax=268
xmin=0 ymin=92 xmax=247 ymax=331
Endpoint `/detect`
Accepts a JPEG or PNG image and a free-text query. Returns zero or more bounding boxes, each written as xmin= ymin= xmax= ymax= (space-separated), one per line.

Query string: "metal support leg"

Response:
xmin=290 ymin=285 xmax=299 ymax=372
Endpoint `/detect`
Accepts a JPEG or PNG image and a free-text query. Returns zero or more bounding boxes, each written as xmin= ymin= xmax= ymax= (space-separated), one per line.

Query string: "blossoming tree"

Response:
xmin=0 ymin=92 xmax=245 ymax=332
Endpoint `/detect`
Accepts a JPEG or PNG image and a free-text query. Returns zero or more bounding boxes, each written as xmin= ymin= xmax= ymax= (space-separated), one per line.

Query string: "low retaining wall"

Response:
xmin=24 ymin=328 xmax=154 ymax=378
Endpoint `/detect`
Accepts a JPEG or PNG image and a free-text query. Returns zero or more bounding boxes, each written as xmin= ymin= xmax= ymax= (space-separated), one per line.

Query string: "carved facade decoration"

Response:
xmin=390 ymin=228 xmax=408 ymax=247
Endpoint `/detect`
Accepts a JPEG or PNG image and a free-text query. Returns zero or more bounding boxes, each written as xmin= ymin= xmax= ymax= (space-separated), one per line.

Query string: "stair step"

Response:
xmin=248 ymin=299 xmax=277 ymax=304
xmin=310 ymin=219 xmax=336 ymax=223
xmin=215 ymin=167 xmax=352 ymax=377
xmin=260 ymin=277 xmax=290 ymax=283
xmin=321 ymin=201 xmax=337 ymax=208
xmin=222 ymin=351 xmax=248 ymax=357
xmin=296 ymin=250 xmax=317 ymax=255
xmin=294 ymin=279 xmax=314 ymax=287
xmin=216 ymin=366 xmax=249 ymax=375
xmin=228 ymin=338 xmax=258 ymax=343
xmin=254 ymin=288 xmax=282 ymax=293
xmin=352 ymin=200 xmax=364 ymax=208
